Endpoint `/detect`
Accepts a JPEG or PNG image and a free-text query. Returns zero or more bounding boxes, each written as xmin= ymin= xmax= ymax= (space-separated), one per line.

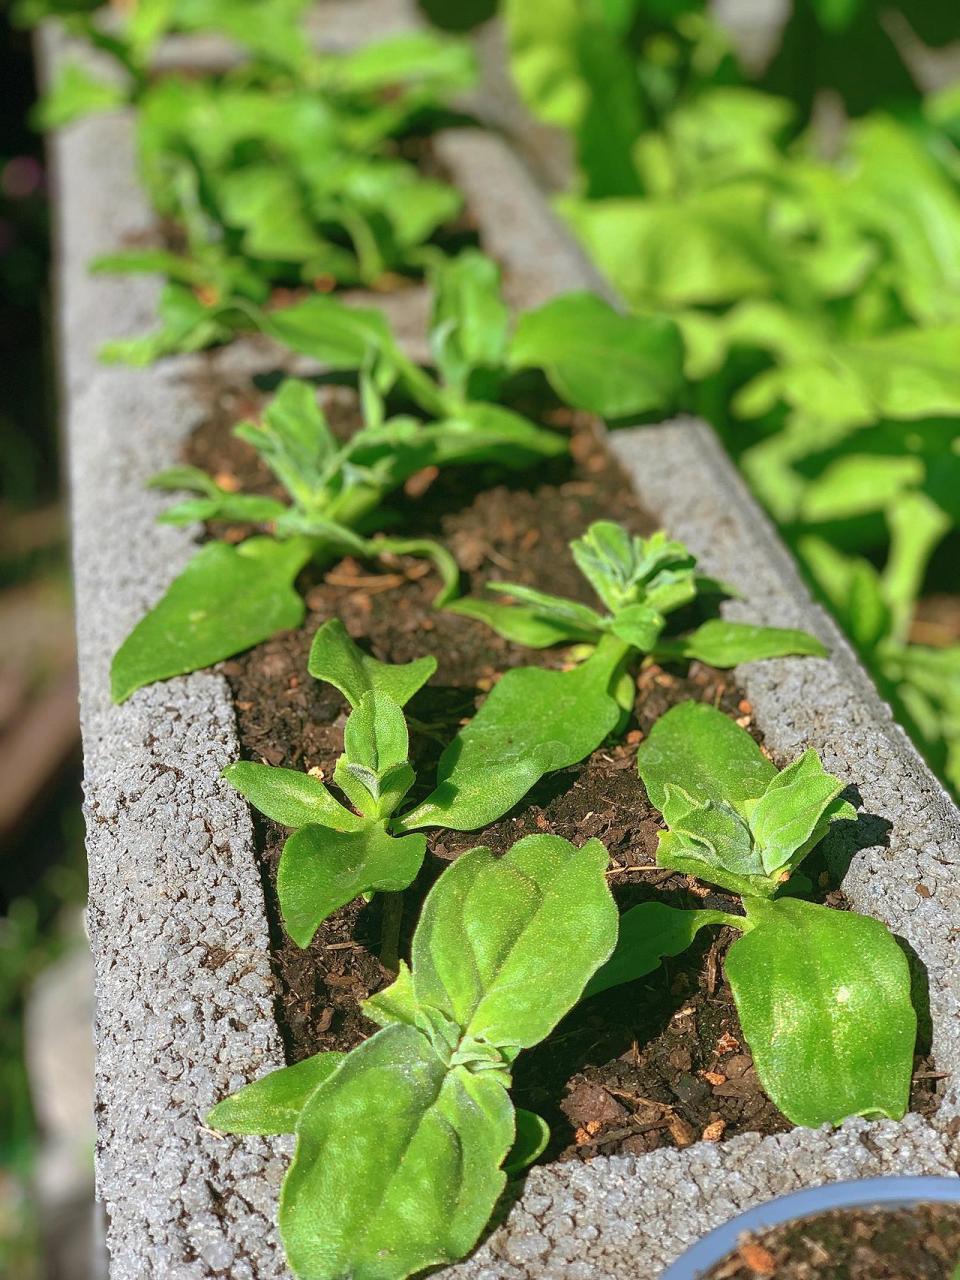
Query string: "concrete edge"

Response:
xmin=48 ymin=9 xmax=960 ymax=1280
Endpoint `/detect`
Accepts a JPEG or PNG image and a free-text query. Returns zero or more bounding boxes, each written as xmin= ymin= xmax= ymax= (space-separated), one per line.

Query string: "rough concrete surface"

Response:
xmin=50 ymin=4 xmax=960 ymax=1279
xmin=50 ymin=88 xmax=292 ymax=1280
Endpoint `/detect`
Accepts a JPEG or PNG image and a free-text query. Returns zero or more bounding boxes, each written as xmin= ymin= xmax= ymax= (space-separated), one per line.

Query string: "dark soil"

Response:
xmin=185 ymin=380 xmax=940 ymax=1161
xmin=701 ymin=1203 xmax=960 ymax=1279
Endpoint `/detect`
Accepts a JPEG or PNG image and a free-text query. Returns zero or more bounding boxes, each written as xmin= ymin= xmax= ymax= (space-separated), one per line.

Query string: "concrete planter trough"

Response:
xmin=47 ymin=4 xmax=960 ymax=1277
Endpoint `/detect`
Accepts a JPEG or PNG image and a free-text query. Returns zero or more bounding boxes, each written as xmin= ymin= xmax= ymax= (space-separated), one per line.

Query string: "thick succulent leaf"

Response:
xmin=399 ymin=636 xmax=628 ymax=831
xmin=111 ymin=536 xmax=312 ymax=702
xmin=584 ymin=902 xmax=744 ymax=998
xmin=726 ymin=897 xmax=916 ymax=1127
xmin=411 ymin=836 xmax=617 ymax=1049
xmin=749 ymin=749 xmax=849 ymax=875
xmin=505 ymin=1110 xmax=550 ymax=1175
xmin=281 ymin=1023 xmax=513 ymax=1280
xmin=430 ymin=249 xmax=510 ymax=397
xmin=653 ymin=619 xmax=827 ymax=667
xmin=278 ymin=823 xmax=427 ymax=948
xmin=223 ymin=761 xmax=362 ymax=831
xmin=637 ymin=701 xmax=777 ymax=812
xmin=509 ymin=293 xmax=683 ymax=418
xmin=308 ymin=618 xmax=436 ymax=708
xmin=207 ymin=1052 xmax=346 ymax=1135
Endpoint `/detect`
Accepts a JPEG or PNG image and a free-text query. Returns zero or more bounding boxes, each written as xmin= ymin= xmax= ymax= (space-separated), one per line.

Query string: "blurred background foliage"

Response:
xmin=445 ymin=0 xmax=960 ymax=798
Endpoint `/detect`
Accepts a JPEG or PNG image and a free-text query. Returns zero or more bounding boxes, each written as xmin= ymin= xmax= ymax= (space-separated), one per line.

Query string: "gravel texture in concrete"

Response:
xmin=51 ymin=5 xmax=960 ymax=1278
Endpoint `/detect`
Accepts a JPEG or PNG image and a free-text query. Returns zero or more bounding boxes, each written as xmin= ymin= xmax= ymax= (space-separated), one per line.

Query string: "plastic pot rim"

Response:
xmin=660 ymin=1175 xmax=960 ymax=1280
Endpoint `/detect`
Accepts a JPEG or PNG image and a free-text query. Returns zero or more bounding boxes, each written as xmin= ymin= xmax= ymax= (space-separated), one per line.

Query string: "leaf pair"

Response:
xmin=224 ymin=621 xmax=621 ymax=946
xmin=449 ymin=519 xmax=826 ymax=667
xmin=209 ymin=833 xmax=618 ymax=1280
xmin=110 ymin=366 xmax=562 ymax=702
xmin=589 ymin=701 xmax=917 ymax=1129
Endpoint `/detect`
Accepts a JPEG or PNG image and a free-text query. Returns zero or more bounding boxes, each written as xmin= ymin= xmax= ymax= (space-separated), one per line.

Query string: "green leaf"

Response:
xmin=666 ymin=798 xmax=764 ymax=881
xmin=100 ymin=282 xmax=235 ymax=366
xmin=148 ymin=465 xmax=221 ymax=496
xmin=278 ymin=823 xmax=427 ymax=948
xmin=307 ymin=618 xmax=436 ymax=708
xmin=637 ymin=701 xmax=777 ymax=812
xmin=447 ymin=581 xmax=604 ymax=648
xmin=157 ymin=494 xmax=288 ymax=526
xmin=337 ymin=692 xmax=414 ymax=820
xmin=608 ymin=603 xmax=666 ymax=651
xmin=410 ymin=836 xmax=618 ymax=1050
xmin=232 ymin=379 xmax=336 ymax=510
xmin=430 ymin=249 xmax=510 ymax=398
xmin=654 ymin=619 xmax=827 ymax=667
xmin=509 ymin=293 xmax=683 ymax=418
xmin=726 ymin=897 xmax=916 ymax=1127
xmin=584 ymin=902 xmax=743 ymax=998
xmin=562 ymin=183 xmax=784 ymax=309
xmin=504 ymin=1110 xmax=550 ymax=1175
xmin=282 ymin=1023 xmax=513 ymax=1280
xmin=261 ymin=296 xmax=400 ymax=377
xmin=206 ymin=1052 xmax=345 ymax=1135
xmin=33 ymin=62 xmax=127 ymax=129
xmin=399 ymin=635 xmax=628 ymax=831
xmin=431 ymin=402 xmax=567 ymax=466
xmin=748 ymin=749 xmax=849 ymax=876
xmin=111 ymin=537 xmax=312 ymax=702
xmin=222 ymin=761 xmax=362 ymax=831
xmin=445 ymin=597 xmax=595 ymax=648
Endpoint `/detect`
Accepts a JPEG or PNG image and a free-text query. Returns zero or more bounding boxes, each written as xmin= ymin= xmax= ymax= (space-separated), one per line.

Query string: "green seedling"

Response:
xmin=208 ymin=831 xmax=617 ymax=1280
xmin=407 ymin=521 xmax=826 ymax=831
xmin=110 ymin=360 xmax=564 ymax=701
xmin=222 ymin=620 xmax=610 ymax=952
xmin=586 ymin=701 xmax=917 ymax=1129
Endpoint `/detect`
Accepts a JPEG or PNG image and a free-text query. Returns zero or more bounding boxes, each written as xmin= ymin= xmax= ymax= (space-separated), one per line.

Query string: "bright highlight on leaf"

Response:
xmin=209 ymin=834 xmax=617 ymax=1280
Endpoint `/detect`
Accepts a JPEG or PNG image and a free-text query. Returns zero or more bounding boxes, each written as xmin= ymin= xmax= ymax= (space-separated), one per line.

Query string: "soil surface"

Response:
xmin=185 ymin=379 xmax=939 ymax=1161
xmin=701 ymin=1203 xmax=960 ymax=1279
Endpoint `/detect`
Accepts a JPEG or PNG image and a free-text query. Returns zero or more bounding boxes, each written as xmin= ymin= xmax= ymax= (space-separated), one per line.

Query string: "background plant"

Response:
xmin=475 ymin=0 xmax=960 ymax=797
xmin=587 ymin=700 xmax=917 ymax=1127
xmin=207 ymin=832 xmax=617 ymax=1280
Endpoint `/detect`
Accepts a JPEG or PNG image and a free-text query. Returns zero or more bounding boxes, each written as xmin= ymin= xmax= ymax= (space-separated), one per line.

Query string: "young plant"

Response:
xmin=222 ymin=620 xmax=609 ymax=951
xmin=586 ymin=700 xmax=917 ymax=1128
xmin=110 ymin=364 xmax=564 ymax=702
xmin=207 ymin=831 xmax=618 ymax=1280
xmin=402 ymin=521 xmax=827 ymax=831
xmin=110 ymin=256 xmax=690 ymax=701
xmin=448 ymin=519 xmax=825 ymax=662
